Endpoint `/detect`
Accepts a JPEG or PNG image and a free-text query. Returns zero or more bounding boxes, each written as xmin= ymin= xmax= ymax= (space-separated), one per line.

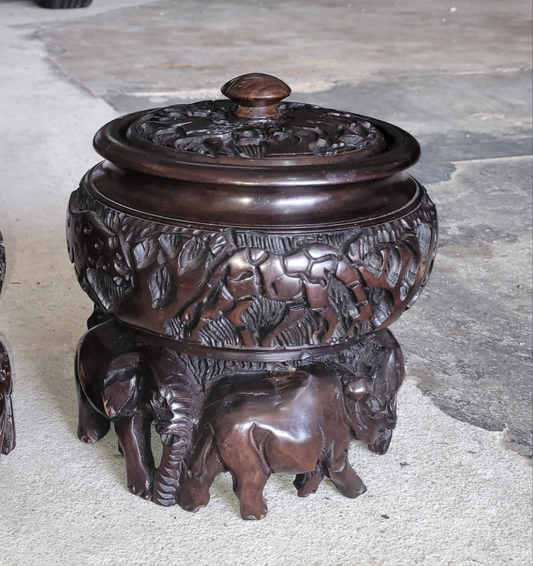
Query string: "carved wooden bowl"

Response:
xmin=66 ymin=74 xmax=438 ymax=515
xmin=66 ymin=73 xmax=437 ymax=359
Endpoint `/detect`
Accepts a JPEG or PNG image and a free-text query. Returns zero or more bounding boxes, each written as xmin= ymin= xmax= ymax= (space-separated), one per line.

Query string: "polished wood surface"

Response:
xmin=221 ymin=73 xmax=291 ymax=118
xmin=67 ymin=182 xmax=437 ymax=349
xmin=94 ymin=109 xmax=420 ymax=186
xmin=76 ymin=318 xmax=403 ymax=517
xmin=67 ymin=73 xmax=438 ymax=518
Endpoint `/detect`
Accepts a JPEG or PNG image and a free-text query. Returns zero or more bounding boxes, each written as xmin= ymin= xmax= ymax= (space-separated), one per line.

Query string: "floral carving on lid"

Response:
xmin=130 ymin=100 xmax=387 ymax=160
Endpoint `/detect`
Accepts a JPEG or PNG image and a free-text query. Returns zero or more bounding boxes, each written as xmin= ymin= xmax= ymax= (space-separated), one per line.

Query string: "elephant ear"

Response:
xmin=103 ymin=353 xmax=141 ymax=419
xmin=344 ymin=378 xmax=369 ymax=402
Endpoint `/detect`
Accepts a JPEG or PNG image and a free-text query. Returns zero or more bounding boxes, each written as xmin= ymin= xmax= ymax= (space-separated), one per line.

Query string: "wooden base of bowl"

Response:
xmin=75 ymin=312 xmax=404 ymax=519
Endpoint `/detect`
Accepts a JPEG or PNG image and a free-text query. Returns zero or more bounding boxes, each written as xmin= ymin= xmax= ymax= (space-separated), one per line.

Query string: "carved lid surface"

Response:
xmin=94 ymin=73 xmax=420 ymax=187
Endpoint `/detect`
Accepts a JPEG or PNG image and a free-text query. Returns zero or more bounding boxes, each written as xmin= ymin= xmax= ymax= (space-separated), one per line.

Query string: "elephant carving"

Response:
xmin=76 ymin=323 xmax=155 ymax=499
xmin=76 ymin=315 xmax=403 ymax=515
xmin=179 ymin=349 xmax=403 ymax=520
xmin=75 ymin=318 xmax=203 ymax=502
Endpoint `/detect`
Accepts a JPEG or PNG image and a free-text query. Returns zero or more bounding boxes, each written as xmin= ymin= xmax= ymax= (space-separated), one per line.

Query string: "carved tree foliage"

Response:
xmin=133 ymin=100 xmax=386 ymax=159
xmin=67 ymin=184 xmax=437 ymax=349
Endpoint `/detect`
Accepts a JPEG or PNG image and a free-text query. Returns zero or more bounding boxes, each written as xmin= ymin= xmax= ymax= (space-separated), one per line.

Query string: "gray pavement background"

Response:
xmin=0 ymin=1 xmax=531 ymax=565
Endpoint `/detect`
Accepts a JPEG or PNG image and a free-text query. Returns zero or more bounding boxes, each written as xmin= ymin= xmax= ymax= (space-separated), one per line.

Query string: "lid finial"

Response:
xmin=221 ymin=73 xmax=291 ymax=119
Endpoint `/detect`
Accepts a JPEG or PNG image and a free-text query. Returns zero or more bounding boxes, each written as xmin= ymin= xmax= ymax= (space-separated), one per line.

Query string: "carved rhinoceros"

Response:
xmin=179 ymin=346 xmax=403 ymax=520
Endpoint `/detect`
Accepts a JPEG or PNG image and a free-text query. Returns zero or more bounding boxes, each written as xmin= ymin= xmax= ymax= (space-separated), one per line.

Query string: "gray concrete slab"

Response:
xmin=0 ymin=1 xmax=531 ymax=564
xmin=395 ymin=156 xmax=533 ymax=458
xmin=31 ymin=0 xmax=533 ymax=455
xmin=36 ymin=0 xmax=532 ymax=98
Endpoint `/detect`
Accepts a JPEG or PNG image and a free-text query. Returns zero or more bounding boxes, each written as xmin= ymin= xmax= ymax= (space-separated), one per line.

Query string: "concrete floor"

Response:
xmin=0 ymin=1 xmax=531 ymax=565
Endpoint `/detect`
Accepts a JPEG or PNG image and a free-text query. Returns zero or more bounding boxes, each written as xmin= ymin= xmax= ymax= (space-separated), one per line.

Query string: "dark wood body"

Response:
xmin=76 ymin=318 xmax=404 ymax=518
xmin=67 ymin=75 xmax=438 ymax=518
xmin=67 ymin=171 xmax=436 ymax=517
xmin=67 ymin=172 xmax=437 ymax=351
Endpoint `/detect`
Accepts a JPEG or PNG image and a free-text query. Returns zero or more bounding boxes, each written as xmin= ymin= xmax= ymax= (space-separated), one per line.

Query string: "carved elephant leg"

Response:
xmin=75 ymin=360 xmax=110 ymax=444
xmin=179 ymin=429 xmax=225 ymax=513
xmin=103 ymin=353 xmax=156 ymax=499
xmin=326 ymin=450 xmax=366 ymax=499
xmin=216 ymin=423 xmax=271 ymax=520
xmin=294 ymin=461 xmax=326 ymax=497
xmin=114 ymin=412 xmax=154 ymax=499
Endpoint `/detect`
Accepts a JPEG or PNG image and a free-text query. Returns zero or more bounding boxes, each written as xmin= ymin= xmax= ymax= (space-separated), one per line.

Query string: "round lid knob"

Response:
xmin=221 ymin=73 xmax=291 ymax=119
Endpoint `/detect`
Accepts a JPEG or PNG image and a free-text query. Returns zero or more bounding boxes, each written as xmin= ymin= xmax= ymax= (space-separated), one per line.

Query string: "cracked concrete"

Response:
xmin=0 ymin=0 xmax=531 ymax=564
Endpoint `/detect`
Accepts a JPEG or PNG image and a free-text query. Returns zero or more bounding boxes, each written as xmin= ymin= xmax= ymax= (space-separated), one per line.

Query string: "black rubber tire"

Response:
xmin=37 ymin=0 xmax=93 ymax=8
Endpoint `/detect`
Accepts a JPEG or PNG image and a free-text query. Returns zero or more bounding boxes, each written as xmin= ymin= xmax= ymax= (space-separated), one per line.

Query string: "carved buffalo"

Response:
xmin=179 ymin=351 xmax=402 ymax=520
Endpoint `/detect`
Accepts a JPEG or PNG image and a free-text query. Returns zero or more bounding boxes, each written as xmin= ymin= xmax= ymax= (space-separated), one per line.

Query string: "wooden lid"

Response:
xmin=93 ymin=73 xmax=420 ymax=187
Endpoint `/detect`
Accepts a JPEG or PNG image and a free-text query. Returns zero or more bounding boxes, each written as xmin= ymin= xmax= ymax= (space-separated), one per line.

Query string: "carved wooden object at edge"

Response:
xmin=0 ymin=231 xmax=15 ymax=458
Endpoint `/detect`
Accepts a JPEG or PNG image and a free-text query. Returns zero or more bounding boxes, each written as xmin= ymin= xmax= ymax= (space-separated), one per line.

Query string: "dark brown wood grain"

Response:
xmin=67 ymin=74 xmax=438 ymax=518
xmin=221 ymin=73 xmax=291 ymax=118
xmin=93 ymin=105 xmax=420 ymax=186
xmin=67 ymin=182 xmax=437 ymax=349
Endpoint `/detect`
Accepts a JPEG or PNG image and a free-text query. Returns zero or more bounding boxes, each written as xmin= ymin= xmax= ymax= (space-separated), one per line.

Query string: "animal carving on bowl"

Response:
xmin=67 ymin=189 xmax=437 ymax=350
xmin=66 ymin=73 xmax=437 ymax=516
xmin=179 ymin=330 xmax=403 ymax=520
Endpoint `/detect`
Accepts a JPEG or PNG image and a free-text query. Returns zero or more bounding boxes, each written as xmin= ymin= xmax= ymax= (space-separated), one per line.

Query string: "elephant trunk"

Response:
xmin=153 ymin=435 xmax=189 ymax=506
xmin=152 ymin=385 xmax=202 ymax=506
